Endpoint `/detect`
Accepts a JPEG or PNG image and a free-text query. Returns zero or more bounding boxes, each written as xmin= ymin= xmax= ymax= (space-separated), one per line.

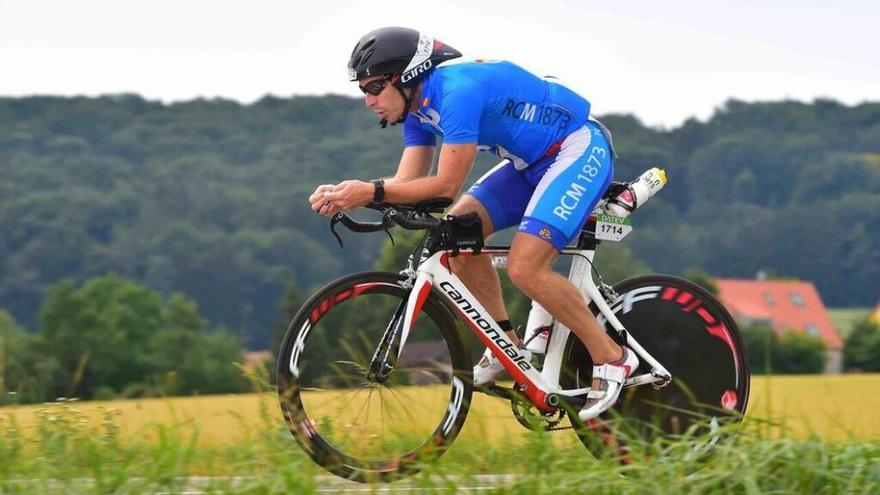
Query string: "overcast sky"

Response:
xmin=1 ymin=0 xmax=878 ymax=127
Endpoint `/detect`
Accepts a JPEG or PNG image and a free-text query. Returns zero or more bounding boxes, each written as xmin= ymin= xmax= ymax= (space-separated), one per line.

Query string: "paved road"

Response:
xmin=11 ymin=474 xmax=516 ymax=493
xmin=314 ymin=474 xmax=514 ymax=493
xmin=157 ymin=474 xmax=515 ymax=494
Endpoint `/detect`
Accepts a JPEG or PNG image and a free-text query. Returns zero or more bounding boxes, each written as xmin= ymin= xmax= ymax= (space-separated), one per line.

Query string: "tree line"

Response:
xmin=1 ymin=94 xmax=878 ymax=352
xmin=0 ymin=274 xmax=257 ymax=404
xmin=2 ymin=268 xmax=878 ymax=404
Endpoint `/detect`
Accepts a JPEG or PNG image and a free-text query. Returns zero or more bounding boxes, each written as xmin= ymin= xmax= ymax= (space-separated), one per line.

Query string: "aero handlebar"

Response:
xmin=329 ymin=202 xmax=444 ymax=248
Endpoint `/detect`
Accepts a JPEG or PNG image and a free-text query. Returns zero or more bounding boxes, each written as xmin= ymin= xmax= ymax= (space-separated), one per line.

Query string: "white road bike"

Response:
xmin=277 ymin=177 xmax=750 ymax=482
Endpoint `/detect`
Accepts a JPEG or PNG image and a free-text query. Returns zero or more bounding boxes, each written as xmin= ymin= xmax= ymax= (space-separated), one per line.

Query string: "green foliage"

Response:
xmin=1 ymin=95 xmax=879 ymax=352
xmin=375 ymin=230 xmax=427 ymax=272
xmin=592 ymin=242 xmax=652 ymax=285
xmin=1 ymin=275 xmax=250 ymax=403
xmin=683 ymin=268 xmax=719 ymax=295
xmin=39 ymin=275 xmax=165 ymax=398
xmin=142 ymin=295 xmax=250 ymax=396
xmin=773 ymin=331 xmax=828 ymax=374
xmin=0 ymin=397 xmax=879 ymax=492
xmin=266 ymin=282 xmax=306 ymax=384
xmin=828 ymin=308 xmax=871 ymax=339
xmin=741 ymin=324 xmax=827 ymax=374
xmin=0 ymin=310 xmax=45 ymax=404
xmin=272 ymin=282 xmax=305 ymax=353
xmin=741 ymin=324 xmax=775 ymax=374
xmin=843 ymin=318 xmax=880 ymax=371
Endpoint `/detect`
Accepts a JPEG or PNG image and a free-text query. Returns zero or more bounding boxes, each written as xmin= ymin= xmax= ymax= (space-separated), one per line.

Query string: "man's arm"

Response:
xmin=386 ymin=145 xmax=434 ymax=184
xmin=383 ymin=142 xmax=476 ymax=203
xmin=321 ymin=142 xmax=477 ymax=210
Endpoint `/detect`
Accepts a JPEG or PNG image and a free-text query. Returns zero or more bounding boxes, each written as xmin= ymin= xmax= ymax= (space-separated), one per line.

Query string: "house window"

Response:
xmin=804 ymin=323 xmax=820 ymax=337
xmin=764 ymin=292 xmax=775 ymax=306
xmin=789 ymin=292 xmax=805 ymax=307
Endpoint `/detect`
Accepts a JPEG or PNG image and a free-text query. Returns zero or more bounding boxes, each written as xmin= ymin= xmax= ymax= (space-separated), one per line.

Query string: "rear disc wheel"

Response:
xmin=562 ymin=275 xmax=750 ymax=458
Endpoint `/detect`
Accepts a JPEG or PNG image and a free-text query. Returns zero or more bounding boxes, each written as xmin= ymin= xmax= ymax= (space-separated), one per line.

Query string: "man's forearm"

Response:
xmin=383 ymin=176 xmax=460 ymax=204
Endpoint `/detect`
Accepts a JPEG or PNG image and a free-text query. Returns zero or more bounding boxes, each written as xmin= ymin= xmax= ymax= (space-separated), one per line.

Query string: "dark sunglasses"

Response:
xmin=359 ymin=74 xmax=394 ymax=96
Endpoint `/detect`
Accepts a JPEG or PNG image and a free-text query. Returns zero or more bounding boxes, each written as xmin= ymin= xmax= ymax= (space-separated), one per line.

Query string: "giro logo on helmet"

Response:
xmin=401 ymin=59 xmax=433 ymax=84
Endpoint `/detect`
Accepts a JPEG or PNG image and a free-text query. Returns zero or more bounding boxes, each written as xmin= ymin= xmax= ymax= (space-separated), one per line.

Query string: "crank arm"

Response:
xmin=475 ymin=384 xmax=518 ymax=401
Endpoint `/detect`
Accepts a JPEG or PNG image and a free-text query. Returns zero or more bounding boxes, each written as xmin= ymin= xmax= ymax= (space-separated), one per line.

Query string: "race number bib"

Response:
xmin=595 ymin=214 xmax=633 ymax=242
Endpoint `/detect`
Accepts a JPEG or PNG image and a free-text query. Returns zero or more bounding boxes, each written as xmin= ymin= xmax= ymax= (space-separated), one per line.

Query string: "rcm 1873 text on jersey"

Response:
xmin=502 ymin=99 xmax=572 ymax=129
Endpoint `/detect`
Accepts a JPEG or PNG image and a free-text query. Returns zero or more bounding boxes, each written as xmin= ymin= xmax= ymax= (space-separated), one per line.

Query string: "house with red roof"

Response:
xmin=715 ymin=279 xmax=843 ymax=373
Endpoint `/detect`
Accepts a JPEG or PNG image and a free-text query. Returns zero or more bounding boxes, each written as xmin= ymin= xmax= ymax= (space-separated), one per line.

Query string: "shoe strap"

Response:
xmin=591 ymin=363 xmax=627 ymax=383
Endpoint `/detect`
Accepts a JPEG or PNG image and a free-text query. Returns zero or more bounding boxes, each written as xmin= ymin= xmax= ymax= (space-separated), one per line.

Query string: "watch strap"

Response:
xmin=372 ymin=179 xmax=385 ymax=203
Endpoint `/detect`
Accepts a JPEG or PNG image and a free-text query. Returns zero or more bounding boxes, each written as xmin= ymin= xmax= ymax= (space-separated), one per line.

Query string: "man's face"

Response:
xmin=358 ymin=74 xmax=405 ymax=122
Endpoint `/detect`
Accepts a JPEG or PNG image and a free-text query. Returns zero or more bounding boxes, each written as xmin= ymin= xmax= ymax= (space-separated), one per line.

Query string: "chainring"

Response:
xmin=509 ymin=383 xmax=568 ymax=431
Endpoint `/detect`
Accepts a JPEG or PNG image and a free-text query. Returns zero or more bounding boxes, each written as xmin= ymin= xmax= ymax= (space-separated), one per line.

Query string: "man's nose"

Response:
xmin=364 ymin=94 xmax=378 ymax=107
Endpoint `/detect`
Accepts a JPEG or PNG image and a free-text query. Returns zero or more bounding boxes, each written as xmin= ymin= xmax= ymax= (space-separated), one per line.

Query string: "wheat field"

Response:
xmin=2 ymin=374 xmax=878 ymax=448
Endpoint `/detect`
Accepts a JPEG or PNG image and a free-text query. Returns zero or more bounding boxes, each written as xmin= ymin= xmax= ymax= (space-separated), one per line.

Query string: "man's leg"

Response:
xmin=446 ymin=194 xmax=520 ymax=346
xmin=509 ymin=232 xmax=638 ymax=419
xmin=451 ymin=160 xmax=537 ymax=385
xmin=507 ymin=233 xmax=621 ymax=364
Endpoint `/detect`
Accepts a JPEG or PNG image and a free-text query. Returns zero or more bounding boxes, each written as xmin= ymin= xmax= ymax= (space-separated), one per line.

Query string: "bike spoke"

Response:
xmin=381 ymin=383 xmax=431 ymax=428
xmin=301 ymin=386 xmax=365 ymax=420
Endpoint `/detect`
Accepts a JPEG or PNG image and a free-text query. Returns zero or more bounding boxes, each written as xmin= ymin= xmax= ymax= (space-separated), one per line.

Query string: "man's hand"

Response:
xmin=309 ymin=184 xmax=339 ymax=216
xmin=314 ymin=180 xmax=373 ymax=216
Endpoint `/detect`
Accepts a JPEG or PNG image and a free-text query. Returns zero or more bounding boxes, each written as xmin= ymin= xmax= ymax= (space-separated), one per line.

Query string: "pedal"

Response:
xmin=651 ymin=371 xmax=673 ymax=390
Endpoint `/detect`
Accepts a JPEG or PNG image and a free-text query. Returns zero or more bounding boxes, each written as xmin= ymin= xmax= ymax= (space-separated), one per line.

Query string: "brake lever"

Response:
xmin=329 ymin=212 xmax=347 ymax=248
xmin=329 ymin=211 xmax=396 ymax=249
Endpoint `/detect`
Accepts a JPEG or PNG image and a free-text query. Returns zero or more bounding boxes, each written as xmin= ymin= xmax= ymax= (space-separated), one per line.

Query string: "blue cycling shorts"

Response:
xmin=467 ymin=120 xmax=613 ymax=251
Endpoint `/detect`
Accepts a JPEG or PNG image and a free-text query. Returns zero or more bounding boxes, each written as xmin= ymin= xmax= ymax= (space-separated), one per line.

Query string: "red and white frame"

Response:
xmin=396 ymin=245 xmax=673 ymax=419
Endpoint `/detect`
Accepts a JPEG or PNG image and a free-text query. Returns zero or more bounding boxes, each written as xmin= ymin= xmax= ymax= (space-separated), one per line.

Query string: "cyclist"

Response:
xmin=309 ymin=26 xmax=637 ymax=420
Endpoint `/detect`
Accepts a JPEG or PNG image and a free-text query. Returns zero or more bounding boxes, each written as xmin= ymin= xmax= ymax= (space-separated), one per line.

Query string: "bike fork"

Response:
xmin=366 ymin=299 xmax=406 ymax=383
xmin=366 ymin=271 xmax=433 ymax=383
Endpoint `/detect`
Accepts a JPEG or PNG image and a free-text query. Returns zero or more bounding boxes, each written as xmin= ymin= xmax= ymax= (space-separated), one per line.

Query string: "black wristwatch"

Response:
xmin=371 ymin=179 xmax=385 ymax=203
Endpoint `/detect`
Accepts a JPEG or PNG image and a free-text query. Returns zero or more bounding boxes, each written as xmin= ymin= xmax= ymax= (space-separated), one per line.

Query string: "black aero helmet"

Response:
xmin=348 ymin=27 xmax=461 ymax=88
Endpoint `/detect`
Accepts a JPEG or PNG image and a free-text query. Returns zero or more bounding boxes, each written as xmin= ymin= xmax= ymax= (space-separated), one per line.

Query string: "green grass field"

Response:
xmin=1 ymin=374 xmax=879 ymax=493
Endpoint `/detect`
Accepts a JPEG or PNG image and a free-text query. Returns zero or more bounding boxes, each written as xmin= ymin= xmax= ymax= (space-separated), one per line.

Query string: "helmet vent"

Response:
xmin=360 ymin=48 xmax=374 ymax=66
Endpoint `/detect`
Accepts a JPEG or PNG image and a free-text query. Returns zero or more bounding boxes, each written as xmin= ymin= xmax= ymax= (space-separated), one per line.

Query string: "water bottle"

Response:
xmin=604 ymin=167 xmax=668 ymax=217
xmin=522 ymin=301 xmax=553 ymax=354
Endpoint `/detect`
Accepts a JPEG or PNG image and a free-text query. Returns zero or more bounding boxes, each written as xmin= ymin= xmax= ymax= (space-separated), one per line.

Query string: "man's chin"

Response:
xmin=375 ymin=107 xmax=405 ymax=123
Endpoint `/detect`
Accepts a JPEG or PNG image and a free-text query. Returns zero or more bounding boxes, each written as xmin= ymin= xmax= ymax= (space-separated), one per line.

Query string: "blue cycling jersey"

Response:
xmin=403 ymin=61 xmax=591 ymax=169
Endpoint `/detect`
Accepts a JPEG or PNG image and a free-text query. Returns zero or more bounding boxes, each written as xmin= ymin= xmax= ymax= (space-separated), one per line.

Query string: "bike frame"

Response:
xmin=395 ymin=229 xmax=673 ymax=418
